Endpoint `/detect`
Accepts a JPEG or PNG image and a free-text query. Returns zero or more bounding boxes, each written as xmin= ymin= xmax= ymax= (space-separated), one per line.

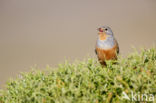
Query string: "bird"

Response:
xmin=95 ymin=26 xmax=119 ymax=66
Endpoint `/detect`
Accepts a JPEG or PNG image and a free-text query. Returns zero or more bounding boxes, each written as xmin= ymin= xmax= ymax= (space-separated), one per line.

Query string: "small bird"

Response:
xmin=95 ymin=26 xmax=119 ymax=66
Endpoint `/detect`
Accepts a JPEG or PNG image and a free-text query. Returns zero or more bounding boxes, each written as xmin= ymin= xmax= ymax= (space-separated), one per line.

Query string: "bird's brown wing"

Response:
xmin=115 ymin=39 xmax=119 ymax=54
xmin=95 ymin=49 xmax=97 ymax=55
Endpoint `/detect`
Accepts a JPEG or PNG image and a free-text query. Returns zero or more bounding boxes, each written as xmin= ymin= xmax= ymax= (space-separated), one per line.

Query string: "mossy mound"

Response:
xmin=0 ymin=48 xmax=156 ymax=103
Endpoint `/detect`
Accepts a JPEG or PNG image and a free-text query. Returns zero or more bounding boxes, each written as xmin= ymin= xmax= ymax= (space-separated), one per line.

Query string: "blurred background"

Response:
xmin=0 ymin=0 xmax=156 ymax=88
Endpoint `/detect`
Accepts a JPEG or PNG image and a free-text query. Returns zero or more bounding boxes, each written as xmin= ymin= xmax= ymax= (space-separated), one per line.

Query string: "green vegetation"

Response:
xmin=0 ymin=48 xmax=156 ymax=103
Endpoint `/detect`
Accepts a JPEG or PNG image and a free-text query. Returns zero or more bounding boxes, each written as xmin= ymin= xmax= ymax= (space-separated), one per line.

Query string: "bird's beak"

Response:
xmin=97 ymin=28 xmax=103 ymax=32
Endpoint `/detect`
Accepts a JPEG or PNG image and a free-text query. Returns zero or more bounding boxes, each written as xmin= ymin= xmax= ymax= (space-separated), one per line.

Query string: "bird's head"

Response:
xmin=97 ymin=26 xmax=114 ymax=40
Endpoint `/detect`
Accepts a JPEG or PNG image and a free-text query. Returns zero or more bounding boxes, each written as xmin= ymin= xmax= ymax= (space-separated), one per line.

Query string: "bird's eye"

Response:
xmin=105 ymin=28 xmax=108 ymax=31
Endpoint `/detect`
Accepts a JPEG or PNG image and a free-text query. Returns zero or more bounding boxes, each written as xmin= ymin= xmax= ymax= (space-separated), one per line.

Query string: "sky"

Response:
xmin=0 ymin=0 xmax=156 ymax=88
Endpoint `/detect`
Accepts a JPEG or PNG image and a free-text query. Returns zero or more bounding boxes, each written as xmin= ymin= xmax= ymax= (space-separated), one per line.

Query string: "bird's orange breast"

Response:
xmin=96 ymin=44 xmax=118 ymax=61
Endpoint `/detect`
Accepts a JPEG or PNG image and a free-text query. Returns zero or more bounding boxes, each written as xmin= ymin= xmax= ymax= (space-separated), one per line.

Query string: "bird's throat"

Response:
xmin=99 ymin=32 xmax=107 ymax=40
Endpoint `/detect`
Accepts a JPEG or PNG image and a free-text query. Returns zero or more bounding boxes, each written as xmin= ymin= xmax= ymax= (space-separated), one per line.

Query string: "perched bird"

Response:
xmin=95 ymin=26 xmax=119 ymax=66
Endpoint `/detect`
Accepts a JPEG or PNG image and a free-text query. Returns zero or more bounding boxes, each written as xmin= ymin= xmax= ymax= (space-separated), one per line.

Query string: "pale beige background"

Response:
xmin=0 ymin=0 xmax=156 ymax=88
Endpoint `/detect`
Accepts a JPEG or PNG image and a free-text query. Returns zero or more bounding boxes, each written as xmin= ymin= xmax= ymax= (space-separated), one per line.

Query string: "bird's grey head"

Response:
xmin=97 ymin=26 xmax=114 ymax=36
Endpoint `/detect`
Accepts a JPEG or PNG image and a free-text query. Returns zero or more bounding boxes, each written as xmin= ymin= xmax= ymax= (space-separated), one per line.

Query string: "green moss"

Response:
xmin=0 ymin=48 xmax=156 ymax=103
